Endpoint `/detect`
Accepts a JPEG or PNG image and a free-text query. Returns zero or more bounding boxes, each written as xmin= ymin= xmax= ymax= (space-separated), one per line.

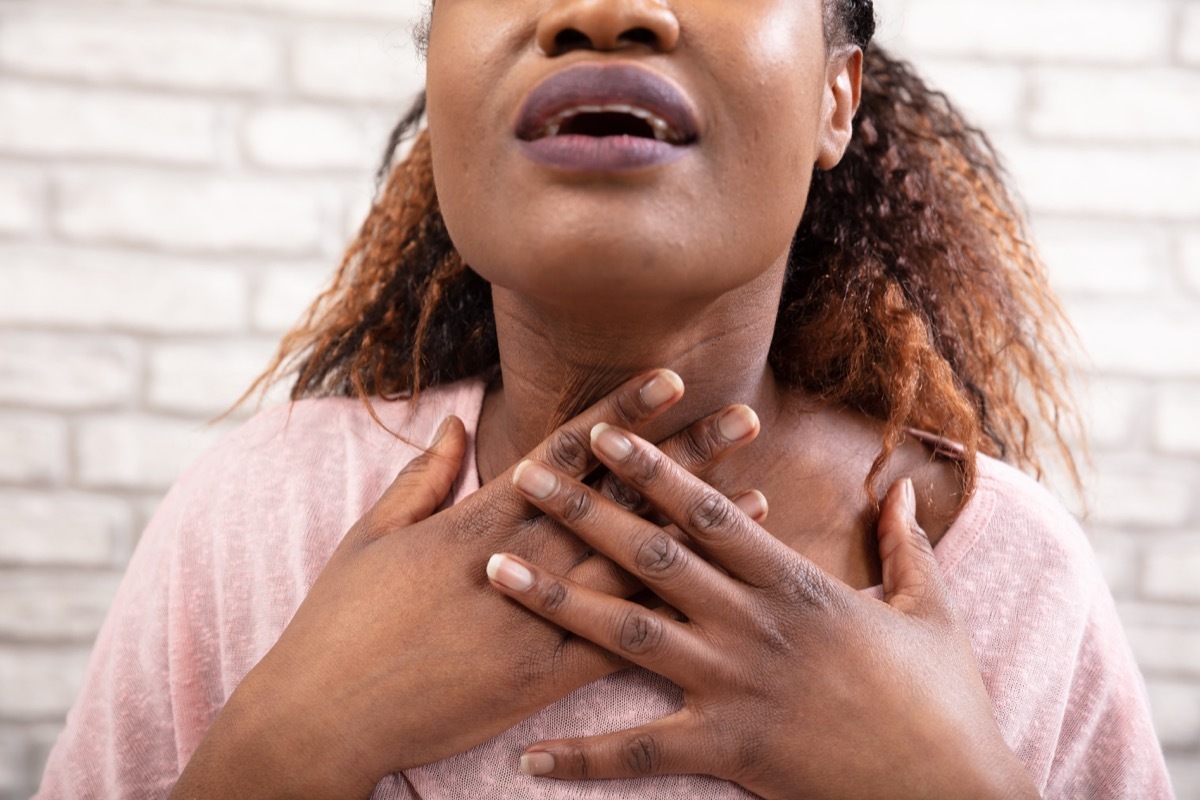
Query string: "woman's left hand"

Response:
xmin=487 ymin=423 xmax=1041 ymax=800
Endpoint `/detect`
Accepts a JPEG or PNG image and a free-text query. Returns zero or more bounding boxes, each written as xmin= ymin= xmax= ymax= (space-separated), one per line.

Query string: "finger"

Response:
xmin=595 ymin=405 xmax=760 ymax=514
xmin=478 ymin=369 xmax=684 ymax=525
xmin=353 ymin=416 xmax=467 ymax=540
xmin=877 ymin=477 xmax=948 ymax=619
xmin=486 ymin=552 xmax=713 ymax=686
xmin=567 ymin=489 xmax=767 ymax=595
xmin=588 ymin=423 xmax=819 ymax=594
xmin=511 ymin=461 xmax=743 ymax=616
xmin=517 ymin=714 xmax=706 ymax=781
xmin=529 ymin=369 xmax=684 ymax=481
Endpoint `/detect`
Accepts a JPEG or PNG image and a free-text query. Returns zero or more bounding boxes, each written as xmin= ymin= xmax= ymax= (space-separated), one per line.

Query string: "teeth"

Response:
xmin=538 ymin=103 xmax=679 ymax=143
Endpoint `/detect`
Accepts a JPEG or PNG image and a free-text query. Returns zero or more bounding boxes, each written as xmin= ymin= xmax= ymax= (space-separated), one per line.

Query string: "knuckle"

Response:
xmin=532 ymin=577 xmax=570 ymax=616
xmin=624 ymin=734 xmax=660 ymax=775
xmin=558 ymin=485 xmax=594 ymax=526
xmin=544 ymin=427 xmax=593 ymax=475
xmin=771 ymin=559 xmax=839 ymax=613
xmin=610 ymin=388 xmax=647 ymax=429
xmin=634 ymin=532 xmax=682 ymax=579
xmin=617 ymin=608 xmax=664 ymax=656
xmin=559 ymin=744 xmax=590 ymax=780
xmin=624 ymin=447 xmax=665 ymax=490
xmin=597 ymin=475 xmax=644 ymax=512
xmin=673 ymin=424 xmax=721 ymax=471
xmin=687 ymin=492 xmax=734 ymax=538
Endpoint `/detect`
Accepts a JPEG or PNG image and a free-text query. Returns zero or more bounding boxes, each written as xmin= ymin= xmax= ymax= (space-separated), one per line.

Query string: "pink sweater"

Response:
xmin=37 ymin=380 xmax=1174 ymax=799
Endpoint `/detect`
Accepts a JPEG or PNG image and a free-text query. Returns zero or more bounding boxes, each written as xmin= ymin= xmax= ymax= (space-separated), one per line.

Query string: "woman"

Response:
xmin=38 ymin=0 xmax=1172 ymax=797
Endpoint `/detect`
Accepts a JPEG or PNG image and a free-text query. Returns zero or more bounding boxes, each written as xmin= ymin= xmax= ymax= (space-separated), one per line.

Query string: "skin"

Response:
xmin=170 ymin=0 xmax=1041 ymax=796
xmin=170 ymin=372 xmax=769 ymax=798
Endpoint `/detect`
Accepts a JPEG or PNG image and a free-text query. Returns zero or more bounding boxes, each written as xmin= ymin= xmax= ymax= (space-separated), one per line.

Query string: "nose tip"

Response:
xmin=536 ymin=0 xmax=681 ymax=56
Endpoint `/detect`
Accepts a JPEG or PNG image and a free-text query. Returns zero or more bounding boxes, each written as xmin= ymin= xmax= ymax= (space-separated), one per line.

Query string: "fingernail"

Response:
xmin=520 ymin=751 xmax=555 ymax=776
xmin=487 ymin=554 xmax=534 ymax=592
xmin=591 ymin=423 xmax=634 ymax=462
xmin=717 ymin=406 xmax=758 ymax=442
xmin=901 ymin=477 xmax=916 ymax=519
xmin=513 ymin=460 xmax=559 ymax=500
xmin=430 ymin=417 xmax=451 ymax=447
xmin=640 ymin=371 xmax=683 ymax=409
xmin=733 ymin=490 xmax=768 ymax=520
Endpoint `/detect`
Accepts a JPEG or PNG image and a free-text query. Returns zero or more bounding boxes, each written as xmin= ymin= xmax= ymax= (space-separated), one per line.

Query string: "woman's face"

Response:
xmin=425 ymin=0 xmax=858 ymax=313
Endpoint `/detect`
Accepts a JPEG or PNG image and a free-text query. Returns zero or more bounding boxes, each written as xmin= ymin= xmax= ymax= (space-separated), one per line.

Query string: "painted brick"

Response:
xmin=1038 ymin=221 xmax=1163 ymax=297
xmin=0 ymin=727 xmax=24 ymax=794
xmin=1155 ymin=385 xmax=1200 ymax=456
xmin=1004 ymin=144 xmax=1200 ymax=220
xmin=1146 ymin=679 xmax=1200 ymax=748
xmin=187 ymin=0 xmax=420 ymax=22
xmin=1077 ymin=377 xmax=1144 ymax=449
xmin=0 ymin=169 xmax=44 ymax=236
xmin=0 ymin=245 xmax=246 ymax=334
xmin=1086 ymin=461 xmax=1192 ymax=529
xmin=0 ymin=491 xmax=129 ymax=567
xmin=291 ymin=29 xmax=425 ymax=104
xmin=75 ymin=416 xmax=230 ymax=491
xmin=1085 ymin=529 xmax=1139 ymax=598
xmin=0 ymin=333 xmax=138 ymax=411
xmin=895 ymin=0 xmax=1173 ymax=64
xmin=243 ymin=105 xmax=372 ymax=170
xmin=1181 ymin=230 xmax=1200 ymax=298
xmin=0 ymin=12 xmax=281 ymax=93
xmin=1182 ymin=5 xmax=1200 ymax=67
xmin=1144 ymin=536 xmax=1200 ymax=602
xmin=0 ymin=413 xmax=68 ymax=485
xmin=1029 ymin=68 xmax=1200 ymax=144
xmin=147 ymin=339 xmax=279 ymax=415
xmin=0 ymin=647 xmax=91 ymax=720
xmin=0 ymin=572 xmax=121 ymax=643
xmin=1127 ymin=624 xmax=1200 ymax=679
xmin=22 ymin=723 xmax=64 ymax=800
xmin=1066 ymin=302 xmax=1200 ymax=378
xmin=909 ymin=59 xmax=1025 ymax=132
xmin=253 ymin=262 xmax=333 ymax=332
xmin=1166 ymin=757 xmax=1200 ymax=800
xmin=54 ymin=171 xmax=328 ymax=256
xmin=0 ymin=83 xmax=218 ymax=165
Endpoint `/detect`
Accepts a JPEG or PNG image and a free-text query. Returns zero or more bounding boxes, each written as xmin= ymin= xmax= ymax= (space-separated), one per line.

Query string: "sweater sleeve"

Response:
xmin=34 ymin=478 xmax=196 ymax=799
xmin=1042 ymin=578 xmax=1175 ymax=799
xmin=32 ymin=395 xmax=442 ymax=800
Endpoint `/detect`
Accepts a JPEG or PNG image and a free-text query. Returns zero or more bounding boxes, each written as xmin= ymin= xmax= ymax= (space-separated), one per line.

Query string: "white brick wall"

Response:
xmin=1 ymin=1 xmax=1198 ymax=797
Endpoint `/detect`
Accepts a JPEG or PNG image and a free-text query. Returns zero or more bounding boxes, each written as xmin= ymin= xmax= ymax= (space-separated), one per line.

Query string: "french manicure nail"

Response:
xmin=717 ymin=406 xmax=758 ymax=442
xmin=901 ymin=477 xmax=916 ymax=519
xmin=520 ymin=751 xmax=555 ymax=776
xmin=591 ymin=423 xmax=634 ymax=462
xmin=487 ymin=554 xmax=534 ymax=592
xmin=513 ymin=460 xmax=559 ymax=500
xmin=733 ymin=490 xmax=768 ymax=520
xmin=640 ymin=371 xmax=683 ymax=409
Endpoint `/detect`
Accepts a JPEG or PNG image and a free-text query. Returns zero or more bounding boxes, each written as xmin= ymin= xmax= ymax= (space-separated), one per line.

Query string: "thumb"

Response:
xmin=877 ymin=477 xmax=944 ymax=617
xmin=370 ymin=416 xmax=468 ymax=533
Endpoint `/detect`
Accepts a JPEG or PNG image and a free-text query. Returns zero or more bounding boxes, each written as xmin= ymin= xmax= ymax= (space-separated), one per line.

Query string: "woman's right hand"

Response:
xmin=169 ymin=370 xmax=763 ymax=800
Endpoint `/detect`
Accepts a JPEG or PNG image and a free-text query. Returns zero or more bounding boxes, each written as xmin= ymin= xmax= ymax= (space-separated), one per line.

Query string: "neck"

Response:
xmin=476 ymin=261 xmax=789 ymax=483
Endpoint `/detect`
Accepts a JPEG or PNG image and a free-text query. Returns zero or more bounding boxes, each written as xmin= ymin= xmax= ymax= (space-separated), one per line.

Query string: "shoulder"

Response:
xmin=167 ymin=378 xmax=487 ymax=514
xmin=939 ymin=454 xmax=1100 ymax=602
xmin=144 ymin=377 xmax=487 ymax=604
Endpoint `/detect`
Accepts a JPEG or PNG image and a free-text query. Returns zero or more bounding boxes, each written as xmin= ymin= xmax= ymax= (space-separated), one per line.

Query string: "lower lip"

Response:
xmin=519 ymin=134 xmax=688 ymax=172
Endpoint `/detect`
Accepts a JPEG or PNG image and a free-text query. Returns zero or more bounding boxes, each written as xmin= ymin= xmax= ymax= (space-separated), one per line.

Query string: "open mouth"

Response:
xmin=529 ymin=104 xmax=690 ymax=145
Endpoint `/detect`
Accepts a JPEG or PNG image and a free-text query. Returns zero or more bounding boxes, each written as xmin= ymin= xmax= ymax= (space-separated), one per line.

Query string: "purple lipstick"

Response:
xmin=515 ymin=64 xmax=700 ymax=172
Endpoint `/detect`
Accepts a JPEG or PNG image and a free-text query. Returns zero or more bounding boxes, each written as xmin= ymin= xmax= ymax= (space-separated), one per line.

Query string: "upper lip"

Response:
xmin=515 ymin=64 xmax=700 ymax=145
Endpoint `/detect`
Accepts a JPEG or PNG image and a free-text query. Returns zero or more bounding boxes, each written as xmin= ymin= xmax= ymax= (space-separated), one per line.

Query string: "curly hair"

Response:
xmin=243 ymin=0 xmax=1080 ymax=500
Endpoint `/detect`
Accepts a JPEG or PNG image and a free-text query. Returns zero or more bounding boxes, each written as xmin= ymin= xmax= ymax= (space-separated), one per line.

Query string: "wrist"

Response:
xmin=171 ymin=670 xmax=376 ymax=800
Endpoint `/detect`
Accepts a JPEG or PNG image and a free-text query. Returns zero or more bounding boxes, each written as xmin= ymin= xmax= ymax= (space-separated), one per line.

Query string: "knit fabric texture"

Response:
xmin=36 ymin=379 xmax=1174 ymax=799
